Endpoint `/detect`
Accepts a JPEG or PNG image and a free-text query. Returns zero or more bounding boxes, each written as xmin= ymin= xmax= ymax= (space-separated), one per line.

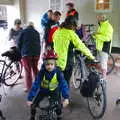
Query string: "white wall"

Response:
xmin=26 ymin=0 xmax=97 ymax=31
xmin=7 ymin=0 xmax=20 ymax=29
xmin=25 ymin=0 xmax=120 ymax=47
xmin=76 ymin=0 xmax=96 ymax=25
xmin=26 ymin=0 xmax=50 ymax=32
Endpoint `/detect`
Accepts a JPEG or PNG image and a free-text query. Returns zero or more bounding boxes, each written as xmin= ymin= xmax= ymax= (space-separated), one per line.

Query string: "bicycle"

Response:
xmin=84 ymin=33 xmax=115 ymax=75
xmin=71 ymin=50 xmax=107 ymax=119
xmin=0 ymin=95 xmax=5 ymax=120
xmin=0 ymin=49 xmax=22 ymax=86
xmin=35 ymin=96 xmax=59 ymax=120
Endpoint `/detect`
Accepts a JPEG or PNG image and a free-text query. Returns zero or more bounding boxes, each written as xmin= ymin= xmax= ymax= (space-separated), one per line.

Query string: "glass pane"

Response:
xmin=50 ymin=0 xmax=55 ymax=4
xmin=96 ymin=3 xmax=104 ymax=10
xmin=104 ymin=3 xmax=110 ymax=9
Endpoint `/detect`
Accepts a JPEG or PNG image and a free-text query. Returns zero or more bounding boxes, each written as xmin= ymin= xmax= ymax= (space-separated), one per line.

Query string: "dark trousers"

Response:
xmin=63 ymin=43 xmax=74 ymax=86
xmin=30 ymin=89 xmax=62 ymax=118
xmin=63 ymin=63 xmax=73 ymax=86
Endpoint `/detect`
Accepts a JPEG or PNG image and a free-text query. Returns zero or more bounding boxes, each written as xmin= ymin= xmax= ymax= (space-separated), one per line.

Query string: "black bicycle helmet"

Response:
xmin=14 ymin=19 xmax=21 ymax=25
xmin=65 ymin=16 xmax=77 ymax=27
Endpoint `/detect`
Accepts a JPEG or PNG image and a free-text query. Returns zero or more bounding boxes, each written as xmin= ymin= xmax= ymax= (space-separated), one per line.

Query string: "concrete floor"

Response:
xmin=1 ymin=28 xmax=120 ymax=120
xmin=0 ymin=73 xmax=120 ymax=120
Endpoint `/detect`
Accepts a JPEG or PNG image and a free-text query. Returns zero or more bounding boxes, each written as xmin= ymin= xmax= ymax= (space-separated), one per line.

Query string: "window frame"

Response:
xmin=49 ymin=0 xmax=63 ymax=11
xmin=95 ymin=0 xmax=112 ymax=12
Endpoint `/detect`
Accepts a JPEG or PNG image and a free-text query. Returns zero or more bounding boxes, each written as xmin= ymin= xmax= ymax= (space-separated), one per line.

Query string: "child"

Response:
xmin=27 ymin=49 xmax=69 ymax=120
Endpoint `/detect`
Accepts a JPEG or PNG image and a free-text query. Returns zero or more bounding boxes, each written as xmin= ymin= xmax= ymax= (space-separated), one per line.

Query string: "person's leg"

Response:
xmin=100 ymin=51 xmax=108 ymax=79
xmin=31 ymin=56 xmax=40 ymax=79
xmin=30 ymin=91 xmax=44 ymax=120
xmin=63 ymin=64 xmax=73 ymax=86
xmin=21 ymin=56 xmax=32 ymax=91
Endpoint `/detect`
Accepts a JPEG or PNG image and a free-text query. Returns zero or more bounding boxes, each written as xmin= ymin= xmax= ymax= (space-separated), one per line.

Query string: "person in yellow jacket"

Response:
xmin=53 ymin=16 xmax=95 ymax=85
xmin=93 ymin=14 xmax=113 ymax=79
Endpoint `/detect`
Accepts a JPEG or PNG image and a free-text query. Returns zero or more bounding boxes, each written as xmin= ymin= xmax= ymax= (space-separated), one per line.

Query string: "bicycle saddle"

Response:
xmin=1 ymin=51 xmax=13 ymax=57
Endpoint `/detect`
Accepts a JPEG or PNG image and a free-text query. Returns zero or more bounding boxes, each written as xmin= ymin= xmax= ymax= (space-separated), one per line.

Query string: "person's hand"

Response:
xmin=27 ymin=101 xmax=32 ymax=107
xmin=63 ymin=99 xmax=69 ymax=107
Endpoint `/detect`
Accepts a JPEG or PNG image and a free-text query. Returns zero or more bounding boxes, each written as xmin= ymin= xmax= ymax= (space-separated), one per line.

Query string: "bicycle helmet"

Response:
xmin=14 ymin=19 xmax=21 ymax=25
xmin=43 ymin=49 xmax=58 ymax=60
xmin=65 ymin=15 xmax=77 ymax=27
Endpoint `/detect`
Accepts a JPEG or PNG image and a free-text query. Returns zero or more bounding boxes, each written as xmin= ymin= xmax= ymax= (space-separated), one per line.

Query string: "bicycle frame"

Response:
xmin=74 ymin=51 xmax=89 ymax=82
xmin=0 ymin=59 xmax=9 ymax=83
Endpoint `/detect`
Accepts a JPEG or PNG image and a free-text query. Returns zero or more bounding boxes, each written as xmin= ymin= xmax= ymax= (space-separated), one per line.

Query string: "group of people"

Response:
xmin=8 ymin=2 xmax=114 ymax=120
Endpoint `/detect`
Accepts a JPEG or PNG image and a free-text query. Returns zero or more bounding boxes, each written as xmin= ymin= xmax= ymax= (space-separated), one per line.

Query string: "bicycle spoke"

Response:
xmin=4 ymin=61 xmax=22 ymax=86
xmin=87 ymin=83 xmax=106 ymax=119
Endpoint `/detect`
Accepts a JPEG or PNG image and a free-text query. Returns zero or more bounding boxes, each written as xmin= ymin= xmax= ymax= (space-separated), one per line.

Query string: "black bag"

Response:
xmin=80 ymin=72 xmax=100 ymax=97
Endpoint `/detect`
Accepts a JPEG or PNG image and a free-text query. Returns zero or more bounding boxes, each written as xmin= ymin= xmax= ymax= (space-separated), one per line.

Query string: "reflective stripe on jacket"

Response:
xmin=94 ymin=20 xmax=113 ymax=52
xmin=66 ymin=10 xmax=77 ymax=16
xmin=41 ymin=73 xmax=59 ymax=91
xmin=53 ymin=28 xmax=95 ymax=70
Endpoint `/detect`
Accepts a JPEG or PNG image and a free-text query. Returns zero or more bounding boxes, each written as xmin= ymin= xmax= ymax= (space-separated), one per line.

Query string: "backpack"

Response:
xmin=80 ymin=72 xmax=100 ymax=97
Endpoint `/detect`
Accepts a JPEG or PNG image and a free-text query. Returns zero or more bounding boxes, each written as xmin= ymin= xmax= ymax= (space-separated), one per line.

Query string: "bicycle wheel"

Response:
xmin=0 ymin=60 xmax=5 ymax=77
xmin=72 ymin=59 xmax=82 ymax=89
xmin=49 ymin=110 xmax=57 ymax=120
xmin=107 ymin=54 xmax=115 ymax=75
xmin=3 ymin=61 xmax=22 ymax=86
xmin=87 ymin=81 xmax=107 ymax=119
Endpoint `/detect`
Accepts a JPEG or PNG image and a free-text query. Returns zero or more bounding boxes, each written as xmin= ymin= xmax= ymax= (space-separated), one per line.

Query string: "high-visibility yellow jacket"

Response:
xmin=94 ymin=20 xmax=113 ymax=52
xmin=53 ymin=28 xmax=95 ymax=70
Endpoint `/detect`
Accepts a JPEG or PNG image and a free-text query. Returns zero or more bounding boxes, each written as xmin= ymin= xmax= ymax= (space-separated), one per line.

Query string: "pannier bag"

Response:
xmin=80 ymin=72 xmax=100 ymax=97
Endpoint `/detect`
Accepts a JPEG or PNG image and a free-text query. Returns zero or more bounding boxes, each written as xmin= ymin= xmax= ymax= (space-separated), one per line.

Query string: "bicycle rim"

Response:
xmin=0 ymin=60 xmax=5 ymax=78
xmin=49 ymin=110 xmax=57 ymax=120
xmin=4 ymin=61 xmax=22 ymax=86
xmin=107 ymin=54 xmax=115 ymax=75
xmin=87 ymin=82 xmax=107 ymax=119
xmin=72 ymin=61 xmax=81 ymax=89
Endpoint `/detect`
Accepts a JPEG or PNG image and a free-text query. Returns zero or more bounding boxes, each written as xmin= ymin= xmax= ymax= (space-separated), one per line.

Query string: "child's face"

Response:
xmin=45 ymin=59 xmax=56 ymax=72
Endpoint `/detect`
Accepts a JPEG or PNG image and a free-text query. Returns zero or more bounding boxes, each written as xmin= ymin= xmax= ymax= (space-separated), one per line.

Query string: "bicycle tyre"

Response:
xmin=49 ymin=110 xmax=57 ymax=120
xmin=107 ymin=54 xmax=115 ymax=75
xmin=72 ymin=58 xmax=82 ymax=89
xmin=0 ymin=60 xmax=6 ymax=77
xmin=3 ymin=61 xmax=22 ymax=86
xmin=87 ymin=82 xmax=107 ymax=119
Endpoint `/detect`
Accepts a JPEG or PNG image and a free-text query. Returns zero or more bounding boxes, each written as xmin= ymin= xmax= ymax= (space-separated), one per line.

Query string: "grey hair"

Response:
xmin=97 ymin=13 xmax=107 ymax=20
xmin=28 ymin=21 xmax=34 ymax=27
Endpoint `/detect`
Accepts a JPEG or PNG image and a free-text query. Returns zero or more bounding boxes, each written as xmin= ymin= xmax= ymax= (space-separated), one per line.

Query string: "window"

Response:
xmin=0 ymin=0 xmax=13 ymax=5
xmin=49 ymin=0 xmax=63 ymax=11
xmin=95 ymin=0 xmax=112 ymax=12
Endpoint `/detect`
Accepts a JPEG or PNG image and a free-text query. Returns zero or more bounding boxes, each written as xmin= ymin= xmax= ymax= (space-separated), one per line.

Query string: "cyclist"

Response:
xmin=41 ymin=9 xmax=53 ymax=28
xmin=93 ymin=14 xmax=113 ymax=79
xmin=44 ymin=11 xmax=61 ymax=47
xmin=66 ymin=2 xmax=79 ymax=22
xmin=27 ymin=49 xmax=69 ymax=120
xmin=53 ymin=16 xmax=95 ymax=85
xmin=17 ymin=22 xmax=41 ymax=92
xmin=9 ymin=19 xmax=23 ymax=47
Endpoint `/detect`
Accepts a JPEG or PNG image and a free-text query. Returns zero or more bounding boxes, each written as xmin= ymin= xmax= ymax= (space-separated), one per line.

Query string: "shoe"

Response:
xmin=23 ymin=88 xmax=28 ymax=92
